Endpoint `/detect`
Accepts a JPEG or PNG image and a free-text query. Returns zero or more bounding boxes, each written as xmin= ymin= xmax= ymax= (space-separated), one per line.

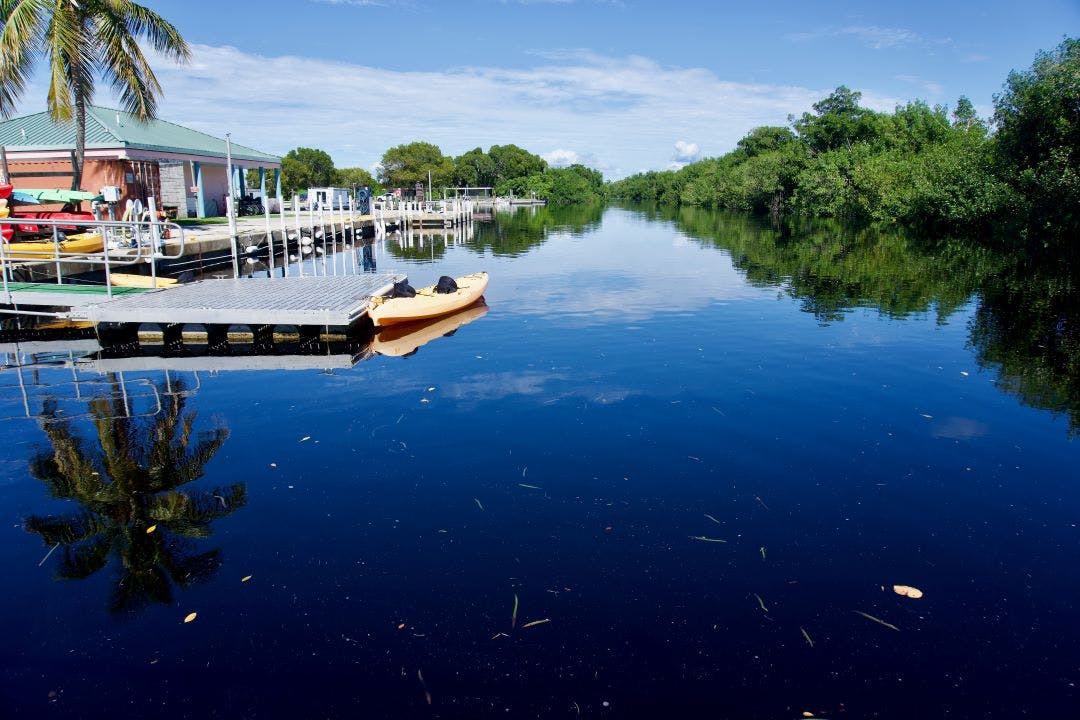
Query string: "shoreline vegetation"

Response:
xmin=272 ymin=142 xmax=606 ymax=206
xmin=608 ymin=37 xmax=1078 ymax=252
xmin=276 ymin=37 xmax=1076 ymax=257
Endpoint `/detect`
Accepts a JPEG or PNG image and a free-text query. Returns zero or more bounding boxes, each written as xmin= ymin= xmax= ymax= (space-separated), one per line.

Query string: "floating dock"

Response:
xmin=4 ymin=274 xmax=404 ymax=327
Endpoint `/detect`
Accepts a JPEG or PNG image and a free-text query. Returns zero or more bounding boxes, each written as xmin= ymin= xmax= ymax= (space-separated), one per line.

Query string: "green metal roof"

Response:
xmin=0 ymin=106 xmax=279 ymax=164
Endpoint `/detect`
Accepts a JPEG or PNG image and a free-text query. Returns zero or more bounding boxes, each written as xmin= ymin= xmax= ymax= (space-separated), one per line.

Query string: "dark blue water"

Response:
xmin=2 ymin=206 xmax=1078 ymax=719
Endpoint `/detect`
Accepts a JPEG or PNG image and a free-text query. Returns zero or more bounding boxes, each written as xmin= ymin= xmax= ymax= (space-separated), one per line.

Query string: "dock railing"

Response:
xmin=0 ymin=211 xmax=186 ymax=307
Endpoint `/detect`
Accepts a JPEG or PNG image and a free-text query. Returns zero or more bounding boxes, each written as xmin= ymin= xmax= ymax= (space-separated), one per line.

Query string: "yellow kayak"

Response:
xmin=3 ymin=232 xmax=104 ymax=259
xmin=373 ymin=302 xmax=488 ymax=357
xmin=109 ymin=273 xmax=178 ymax=289
xmin=368 ymin=272 xmax=488 ymax=327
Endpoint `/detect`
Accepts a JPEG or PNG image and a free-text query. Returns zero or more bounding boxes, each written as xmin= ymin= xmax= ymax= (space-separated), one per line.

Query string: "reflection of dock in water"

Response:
xmin=1 ymin=302 xmax=491 ymax=416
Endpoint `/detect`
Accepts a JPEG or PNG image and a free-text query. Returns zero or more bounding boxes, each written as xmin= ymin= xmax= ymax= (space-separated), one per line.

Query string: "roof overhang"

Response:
xmin=3 ymin=145 xmax=280 ymax=168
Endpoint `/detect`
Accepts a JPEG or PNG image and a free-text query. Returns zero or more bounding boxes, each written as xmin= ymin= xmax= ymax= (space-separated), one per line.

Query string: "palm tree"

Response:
xmin=24 ymin=376 xmax=244 ymax=615
xmin=0 ymin=1 xmax=190 ymax=189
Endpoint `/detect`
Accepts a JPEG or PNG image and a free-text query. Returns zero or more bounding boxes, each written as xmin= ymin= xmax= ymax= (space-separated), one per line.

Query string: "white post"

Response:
xmin=308 ymin=200 xmax=318 ymax=277
xmin=294 ymin=194 xmax=304 ymax=278
xmin=225 ymin=134 xmax=239 ymax=278
xmin=264 ymin=191 xmax=275 ymax=280
xmin=279 ymin=193 xmax=290 ymax=278
xmin=147 ymin=196 xmax=160 ymax=288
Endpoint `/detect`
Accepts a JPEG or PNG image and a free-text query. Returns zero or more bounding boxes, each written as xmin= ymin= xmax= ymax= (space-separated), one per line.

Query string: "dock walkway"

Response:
xmin=7 ymin=274 xmax=403 ymax=327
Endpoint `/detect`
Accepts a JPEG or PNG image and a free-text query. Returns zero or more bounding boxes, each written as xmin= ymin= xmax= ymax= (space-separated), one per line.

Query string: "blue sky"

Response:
xmin=16 ymin=0 xmax=1080 ymax=177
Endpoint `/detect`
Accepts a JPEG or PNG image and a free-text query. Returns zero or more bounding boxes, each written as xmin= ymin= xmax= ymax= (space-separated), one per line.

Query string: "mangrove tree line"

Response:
xmin=608 ymin=37 xmax=1078 ymax=249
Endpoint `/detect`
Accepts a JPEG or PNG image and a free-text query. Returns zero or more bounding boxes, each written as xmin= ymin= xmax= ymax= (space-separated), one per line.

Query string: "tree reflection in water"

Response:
xmin=24 ymin=376 xmax=243 ymax=615
xmin=631 ymin=203 xmax=1080 ymax=434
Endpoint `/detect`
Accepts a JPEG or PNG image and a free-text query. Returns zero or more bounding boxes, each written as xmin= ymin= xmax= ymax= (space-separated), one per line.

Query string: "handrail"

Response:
xmin=0 ymin=215 xmax=186 ymax=297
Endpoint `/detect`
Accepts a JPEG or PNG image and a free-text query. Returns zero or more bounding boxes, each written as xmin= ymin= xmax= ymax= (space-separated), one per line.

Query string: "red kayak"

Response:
xmin=0 ymin=184 xmax=95 ymax=241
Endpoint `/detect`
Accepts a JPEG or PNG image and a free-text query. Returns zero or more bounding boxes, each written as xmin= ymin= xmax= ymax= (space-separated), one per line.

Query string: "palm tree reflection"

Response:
xmin=24 ymin=376 xmax=243 ymax=614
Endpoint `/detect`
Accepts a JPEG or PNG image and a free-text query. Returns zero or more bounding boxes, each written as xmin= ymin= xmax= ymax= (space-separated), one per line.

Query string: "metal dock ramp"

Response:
xmin=15 ymin=274 xmax=406 ymax=326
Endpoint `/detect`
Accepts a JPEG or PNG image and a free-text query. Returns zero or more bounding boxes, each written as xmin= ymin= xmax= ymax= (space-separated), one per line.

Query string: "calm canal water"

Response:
xmin=1 ymin=205 xmax=1077 ymax=719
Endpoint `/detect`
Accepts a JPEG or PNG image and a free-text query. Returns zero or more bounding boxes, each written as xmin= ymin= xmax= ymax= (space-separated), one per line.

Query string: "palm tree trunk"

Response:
xmin=72 ymin=90 xmax=85 ymax=191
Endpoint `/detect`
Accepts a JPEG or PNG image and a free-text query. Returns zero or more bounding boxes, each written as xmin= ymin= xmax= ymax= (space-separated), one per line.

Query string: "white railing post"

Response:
xmin=102 ymin=228 xmax=113 ymax=298
xmin=0 ymin=231 xmax=10 ymax=305
xmin=147 ymin=196 xmax=161 ymax=288
xmin=294 ymin=194 xmax=305 ymax=278
xmin=226 ymin=194 xmax=239 ymax=278
xmin=279 ymin=193 xmax=290 ymax=278
xmin=51 ymin=224 xmax=63 ymax=285
xmin=264 ymin=193 xmax=276 ymax=280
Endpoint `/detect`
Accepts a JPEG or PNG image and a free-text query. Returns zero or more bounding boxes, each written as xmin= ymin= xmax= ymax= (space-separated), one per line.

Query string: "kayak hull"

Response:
xmin=369 ymin=272 xmax=488 ymax=327
xmin=3 ymin=233 xmax=104 ymax=259
xmin=108 ymin=273 xmax=178 ymax=289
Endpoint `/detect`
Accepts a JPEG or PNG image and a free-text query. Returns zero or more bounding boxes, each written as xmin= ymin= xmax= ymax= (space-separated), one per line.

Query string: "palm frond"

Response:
xmin=109 ymin=563 xmax=173 ymax=614
xmin=0 ymin=0 xmax=49 ymax=117
xmin=102 ymin=0 xmax=189 ymax=61
xmin=167 ymin=548 xmax=222 ymax=586
xmin=24 ymin=510 xmax=105 ymax=545
xmin=55 ymin=532 xmax=114 ymax=579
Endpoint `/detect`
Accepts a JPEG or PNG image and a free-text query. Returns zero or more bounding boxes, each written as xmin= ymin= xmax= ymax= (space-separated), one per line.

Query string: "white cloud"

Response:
xmin=309 ymin=0 xmax=389 ymax=7
xmin=894 ymin=74 xmax=946 ymax=99
xmin=17 ymin=44 xmax=900 ymax=179
xmin=788 ymin=25 xmax=951 ymax=51
xmin=543 ymin=149 xmax=580 ymax=167
xmin=672 ymin=140 xmax=700 ymax=163
xmin=837 ymin=25 xmax=922 ymax=50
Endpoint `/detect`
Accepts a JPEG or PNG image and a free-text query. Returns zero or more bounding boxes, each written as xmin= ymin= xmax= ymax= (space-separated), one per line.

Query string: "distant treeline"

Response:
xmin=379 ymin=142 xmax=605 ymax=205
xmin=275 ymin=142 xmax=606 ymax=206
xmin=608 ymin=37 xmax=1078 ymax=249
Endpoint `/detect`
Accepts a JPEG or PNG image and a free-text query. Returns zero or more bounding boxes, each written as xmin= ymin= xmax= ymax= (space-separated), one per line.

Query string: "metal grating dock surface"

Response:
xmin=67 ymin=274 xmax=405 ymax=326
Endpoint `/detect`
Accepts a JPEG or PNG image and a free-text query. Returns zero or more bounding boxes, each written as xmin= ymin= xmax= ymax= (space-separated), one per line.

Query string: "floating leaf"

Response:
xmin=183 ymin=612 xmax=197 ymax=623
xmin=801 ymin=627 xmax=814 ymax=647
xmin=522 ymin=618 xmax=550 ymax=629
xmin=511 ymin=593 xmax=519 ymax=629
xmin=241 ymin=575 xmax=252 ymax=583
xmin=893 ymin=584 xmax=924 ymax=599
xmin=518 ymin=483 xmax=541 ymax=490
xmin=689 ymin=535 xmax=726 ymax=543
xmin=145 ymin=525 xmax=157 ymax=534
xmin=300 ymin=436 xmax=311 ymax=442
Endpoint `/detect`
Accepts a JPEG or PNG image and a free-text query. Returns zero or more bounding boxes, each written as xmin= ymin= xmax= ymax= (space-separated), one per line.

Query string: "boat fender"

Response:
xmin=434 ymin=276 xmax=458 ymax=294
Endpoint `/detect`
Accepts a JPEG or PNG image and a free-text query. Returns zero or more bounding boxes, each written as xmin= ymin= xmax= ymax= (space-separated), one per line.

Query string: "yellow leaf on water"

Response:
xmin=522 ymin=618 xmax=550 ymax=628
xmin=146 ymin=525 xmax=157 ymax=534
xmin=241 ymin=575 xmax=252 ymax=583
xmin=893 ymin=584 xmax=924 ymax=599
xmin=183 ymin=612 xmax=197 ymax=623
